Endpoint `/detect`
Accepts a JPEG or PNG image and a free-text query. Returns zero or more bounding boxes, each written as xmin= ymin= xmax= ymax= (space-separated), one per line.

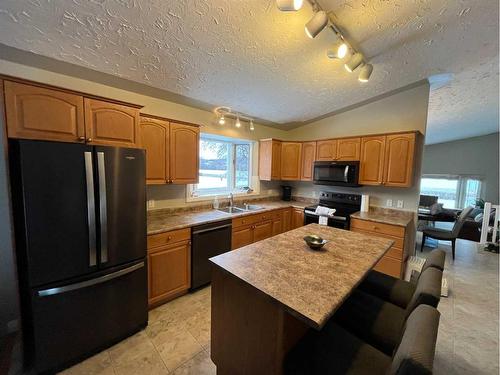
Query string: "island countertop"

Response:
xmin=209 ymin=223 xmax=394 ymax=329
xmin=351 ymin=207 xmax=416 ymax=227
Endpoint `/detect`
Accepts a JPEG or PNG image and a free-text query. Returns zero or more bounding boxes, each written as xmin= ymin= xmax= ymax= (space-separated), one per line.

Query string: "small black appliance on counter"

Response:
xmin=281 ymin=185 xmax=292 ymax=201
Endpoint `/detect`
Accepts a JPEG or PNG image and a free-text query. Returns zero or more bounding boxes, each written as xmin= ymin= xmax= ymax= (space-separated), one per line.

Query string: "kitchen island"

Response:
xmin=209 ymin=223 xmax=394 ymax=375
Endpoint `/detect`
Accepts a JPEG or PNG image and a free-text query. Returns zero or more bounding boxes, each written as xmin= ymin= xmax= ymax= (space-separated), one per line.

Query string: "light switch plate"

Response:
xmin=147 ymin=200 xmax=155 ymax=209
xmin=386 ymin=199 xmax=393 ymax=207
xmin=397 ymin=200 xmax=404 ymax=208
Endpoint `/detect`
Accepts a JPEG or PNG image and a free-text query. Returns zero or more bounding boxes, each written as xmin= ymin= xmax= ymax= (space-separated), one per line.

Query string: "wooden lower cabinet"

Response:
xmin=350 ymin=217 xmax=413 ymax=279
xmin=232 ymin=226 xmax=254 ymax=250
xmin=253 ymin=221 xmax=273 ymax=242
xmin=292 ymin=208 xmax=305 ymax=230
xmin=282 ymin=208 xmax=292 ymax=232
xmin=147 ymin=228 xmax=191 ymax=307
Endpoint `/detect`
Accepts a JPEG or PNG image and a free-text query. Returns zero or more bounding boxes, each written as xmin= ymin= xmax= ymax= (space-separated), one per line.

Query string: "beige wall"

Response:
xmin=285 ymin=83 xmax=430 ymax=211
xmin=0 ymin=59 xmax=430 ymax=212
xmin=0 ymin=59 xmax=288 ymax=209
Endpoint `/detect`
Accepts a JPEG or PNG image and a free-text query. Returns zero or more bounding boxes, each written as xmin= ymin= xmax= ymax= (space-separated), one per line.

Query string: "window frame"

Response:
xmin=420 ymin=174 xmax=484 ymax=209
xmin=187 ymin=134 xmax=256 ymax=201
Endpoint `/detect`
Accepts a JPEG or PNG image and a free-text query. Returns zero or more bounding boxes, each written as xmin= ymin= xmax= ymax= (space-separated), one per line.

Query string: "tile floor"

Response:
xmin=60 ymin=236 xmax=499 ymax=375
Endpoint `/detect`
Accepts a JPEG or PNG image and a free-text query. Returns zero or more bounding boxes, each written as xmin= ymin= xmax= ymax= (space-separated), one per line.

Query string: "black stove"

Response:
xmin=304 ymin=191 xmax=361 ymax=229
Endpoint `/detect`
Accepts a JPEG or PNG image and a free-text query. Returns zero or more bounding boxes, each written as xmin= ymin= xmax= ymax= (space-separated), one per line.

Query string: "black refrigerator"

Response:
xmin=9 ymin=140 xmax=148 ymax=374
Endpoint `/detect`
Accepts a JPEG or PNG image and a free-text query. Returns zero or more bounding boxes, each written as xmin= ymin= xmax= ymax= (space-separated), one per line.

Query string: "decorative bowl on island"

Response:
xmin=303 ymin=235 xmax=328 ymax=250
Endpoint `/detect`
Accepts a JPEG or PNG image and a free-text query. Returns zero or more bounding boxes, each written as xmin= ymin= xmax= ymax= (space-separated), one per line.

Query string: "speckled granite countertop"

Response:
xmin=351 ymin=207 xmax=416 ymax=227
xmin=147 ymin=200 xmax=310 ymax=235
xmin=210 ymin=224 xmax=394 ymax=329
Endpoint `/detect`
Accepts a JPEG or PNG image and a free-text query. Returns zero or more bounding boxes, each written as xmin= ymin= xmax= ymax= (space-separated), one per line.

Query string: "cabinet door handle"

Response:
xmin=78 ymin=136 xmax=85 ymax=142
xmin=87 ymin=138 xmax=93 ymax=142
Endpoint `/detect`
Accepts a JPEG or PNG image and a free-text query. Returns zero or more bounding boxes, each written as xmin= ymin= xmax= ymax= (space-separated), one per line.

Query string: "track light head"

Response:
xmin=344 ymin=53 xmax=364 ymax=73
xmin=235 ymin=117 xmax=241 ymax=128
xmin=249 ymin=120 xmax=255 ymax=131
xmin=305 ymin=11 xmax=328 ymax=39
xmin=327 ymin=41 xmax=349 ymax=59
xmin=276 ymin=0 xmax=303 ymax=11
xmin=218 ymin=115 xmax=225 ymax=125
xmin=358 ymin=64 xmax=373 ymax=83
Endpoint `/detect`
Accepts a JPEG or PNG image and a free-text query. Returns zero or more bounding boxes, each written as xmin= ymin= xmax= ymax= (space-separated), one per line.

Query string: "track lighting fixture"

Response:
xmin=327 ymin=40 xmax=349 ymax=59
xmin=276 ymin=0 xmax=303 ymax=11
xmin=249 ymin=120 xmax=255 ymax=131
xmin=218 ymin=115 xmax=225 ymax=125
xmin=358 ymin=64 xmax=373 ymax=83
xmin=235 ymin=117 xmax=241 ymax=128
xmin=344 ymin=53 xmax=364 ymax=73
xmin=305 ymin=10 xmax=328 ymax=39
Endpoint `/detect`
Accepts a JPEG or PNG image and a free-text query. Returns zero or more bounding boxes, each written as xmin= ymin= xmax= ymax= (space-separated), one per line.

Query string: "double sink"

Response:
xmin=217 ymin=204 xmax=263 ymax=214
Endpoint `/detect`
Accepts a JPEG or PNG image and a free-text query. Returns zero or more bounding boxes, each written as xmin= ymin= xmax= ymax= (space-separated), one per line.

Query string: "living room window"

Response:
xmin=420 ymin=175 xmax=483 ymax=209
xmin=188 ymin=134 xmax=254 ymax=198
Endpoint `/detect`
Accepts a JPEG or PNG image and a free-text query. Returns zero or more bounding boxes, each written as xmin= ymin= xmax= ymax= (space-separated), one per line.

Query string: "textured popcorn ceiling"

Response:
xmin=0 ymin=0 xmax=497 ymax=143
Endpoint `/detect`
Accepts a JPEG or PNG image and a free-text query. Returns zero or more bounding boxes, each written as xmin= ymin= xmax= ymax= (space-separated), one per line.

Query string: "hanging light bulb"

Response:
xmin=235 ymin=116 xmax=241 ymax=128
xmin=327 ymin=40 xmax=349 ymax=59
xmin=358 ymin=64 xmax=373 ymax=83
xmin=305 ymin=11 xmax=328 ymax=39
xmin=276 ymin=0 xmax=303 ymax=11
xmin=218 ymin=115 xmax=225 ymax=125
xmin=249 ymin=120 xmax=255 ymax=131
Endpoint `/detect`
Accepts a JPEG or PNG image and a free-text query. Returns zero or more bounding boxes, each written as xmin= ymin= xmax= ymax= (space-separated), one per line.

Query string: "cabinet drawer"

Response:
xmin=148 ymin=228 xmax=191 ymax=250
xmin=350 ymin=218 xmax=405 ymax=238
xmin=350 ymin=227 xmax=404 ymax=249
xmin=233 ymin=211 xmax=272 ymax=229
xmin=374 ymin=255 xmax=402 ymax=278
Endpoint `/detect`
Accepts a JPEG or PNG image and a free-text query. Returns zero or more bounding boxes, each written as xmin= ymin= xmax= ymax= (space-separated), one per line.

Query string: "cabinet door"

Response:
xmin=292 ymin=208 xmax=305 ymax=229
xmin=169 ymin=123 xmax=199 ymax=184
xmin=232 ymin=226 xmax=253 ymax=250
xmin=316 ymin=139 xmax=337 ymax=161
xmin=5 ymin=81 xmax=85 ymax=142
xmin=337 ymin=137 xmax=361 ymax=161
xmin=300 ymin=141 xmax=316 ymax=181
xmin=384 ymin=133 xmax=416 ymax=187
xmin=140 ymin=117 xmax=168 ymax=184
xmin=282 ymin=208 xmax=292 ymax=232
xmin=280 ymin=142 xmax=302 ymax=180
xmin=84 ymin=98 xmax=140 ymax=148
xmin=271 ymin=140 xmax=282 ymax=180
xmin=359 ymin=136 xmax=386 ymax=185
xmin=148 ymin=241 xmax=190 ymax=305
xmin=254 ymin=221 xmax=273 ymax=242
xmin=272 ymin=218 xmax=283 ymax=236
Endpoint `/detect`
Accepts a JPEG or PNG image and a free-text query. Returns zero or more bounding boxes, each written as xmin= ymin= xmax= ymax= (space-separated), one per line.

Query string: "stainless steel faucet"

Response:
xmin=229 ymin=193 xmax=234 ymax=208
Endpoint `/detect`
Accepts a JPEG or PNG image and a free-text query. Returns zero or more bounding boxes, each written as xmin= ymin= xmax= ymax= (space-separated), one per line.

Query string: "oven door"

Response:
xmin=313 ymin=161 xmax=360 ymax=187
xmin=304 ymin=210 xmax=349 ymax=229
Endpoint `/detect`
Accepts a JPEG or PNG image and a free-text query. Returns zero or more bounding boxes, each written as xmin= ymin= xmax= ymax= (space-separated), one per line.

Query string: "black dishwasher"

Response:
xmin=191 ymin=219 xmax=232 ymax=290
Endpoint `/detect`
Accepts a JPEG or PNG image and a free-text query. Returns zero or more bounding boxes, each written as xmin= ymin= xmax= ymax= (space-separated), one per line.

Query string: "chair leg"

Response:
xmin=451 ymin=239 xmax=456 ymax=260
xmin=421 ymin=234 xmax=426 ymax=252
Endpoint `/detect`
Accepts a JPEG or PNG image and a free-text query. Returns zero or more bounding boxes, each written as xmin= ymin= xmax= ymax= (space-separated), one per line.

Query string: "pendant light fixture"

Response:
xmin=276 ymin=0 xmax=303 ymax=11
xmin=344 ymin=52 xmax=364 ymax=73
xmin=305 ymin=10 xmax=328 ymax=39
xmin=327 ymin=40 xmax=349 ymax=59
xmin=358 ymin=64 xmax=373 ymax=83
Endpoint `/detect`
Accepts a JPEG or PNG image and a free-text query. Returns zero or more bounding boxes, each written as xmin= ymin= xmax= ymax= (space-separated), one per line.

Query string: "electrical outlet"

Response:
xmin=147 ymin=200 xmax=155 ymax=209
xmin=397 ymin=200 xmax=404 ymax=208
xmin=312 ymin=191 xmax=318 ymax=198
xmin=386 ymin=199 xmax=393 ymax=207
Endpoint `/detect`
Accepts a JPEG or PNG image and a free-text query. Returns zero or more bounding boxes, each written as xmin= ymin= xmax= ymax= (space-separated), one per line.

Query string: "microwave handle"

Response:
xmin=344 ymin=165 xmax=349 ymax=181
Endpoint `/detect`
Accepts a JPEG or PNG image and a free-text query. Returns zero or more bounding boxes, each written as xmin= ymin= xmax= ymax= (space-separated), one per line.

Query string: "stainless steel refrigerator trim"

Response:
xmin=37 ymin=262 xmax=145 ymax=297
xmin=84 ymin=152 xmax=97 ymax=267
xmin=97 ymin=152 xmax=108 ymax=263
xmin=192 ymin=223 xmax=232 ymax=235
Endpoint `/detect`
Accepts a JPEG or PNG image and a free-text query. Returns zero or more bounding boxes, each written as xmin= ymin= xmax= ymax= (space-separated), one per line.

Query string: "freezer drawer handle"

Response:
xmin=192 ymin=223 xmax=232 ymax=235
xmin=84 ymin=152 xmax=97 ymax=267
xmin=37 ymin=262 xmax=145 ymax=297
xmin=97 ymin=152 xmax=108 ymax=264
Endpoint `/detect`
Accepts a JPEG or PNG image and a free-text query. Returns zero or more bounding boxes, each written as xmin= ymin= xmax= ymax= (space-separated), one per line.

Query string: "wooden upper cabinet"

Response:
xmin=140 ymin=117 xmax=169 ymax=184
xmin=169 ymin=123 xmax=199 ymax=184
xmin=280 ymin=142 xmax=302 ymax=180
xmin=84 ymin=98 xmax=140 ymax=148
xmin=300 ymin=141 xmax=316 ymax=181
xmin=337 ymin=137 xmax=361 ymax=161
xmin=384 ymin=133 xmax=416 ymax=187
xmin=316 ymin=139 xmax=337 ymax=161
xmin=359 ymin=135 xmax=386 ymax=185
xmin=259 ymin=139 xmax=281 ymax=181
xmin=4 ymin=80 xmax=85 ymax=142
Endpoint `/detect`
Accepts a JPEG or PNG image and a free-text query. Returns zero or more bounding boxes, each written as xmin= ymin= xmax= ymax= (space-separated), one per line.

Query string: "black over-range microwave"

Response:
xmin=313 ymin=161 xmax=361 ymax=187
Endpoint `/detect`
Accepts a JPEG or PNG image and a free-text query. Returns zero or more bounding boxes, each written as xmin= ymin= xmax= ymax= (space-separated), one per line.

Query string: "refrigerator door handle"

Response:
xmin=84 ymin=152 xmax=97 ymax=267
xmin=97 ymin=152 xmax=108 ymax=264
xmin=37 ymin=262 xmax=145 ymax=297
